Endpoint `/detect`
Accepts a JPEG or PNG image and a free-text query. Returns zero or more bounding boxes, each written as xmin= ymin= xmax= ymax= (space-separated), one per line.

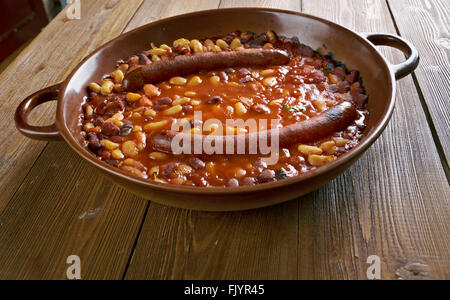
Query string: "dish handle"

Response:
xmin=15 ymin=83 xmax=62 ymax=141
xmin=362 ymin=33 xmax=419 ymax=80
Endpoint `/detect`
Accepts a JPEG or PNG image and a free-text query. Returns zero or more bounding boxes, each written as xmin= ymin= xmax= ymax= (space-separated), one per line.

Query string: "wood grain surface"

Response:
xmin=387 ymin=0 xmax=450 ymax=168
xmin=0 ymin=0 xmax=448 ymax=280
xmin=301 ymin=0 xmax=449 ymax=280
xmin=0 ymin=142 xmax=147 ymax=279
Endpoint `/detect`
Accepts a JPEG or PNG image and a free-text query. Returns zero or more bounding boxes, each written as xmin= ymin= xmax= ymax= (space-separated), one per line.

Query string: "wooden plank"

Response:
xmin=388 ymin=0 xmax=450 ymax=166
xmin=218 ymin=0 xmax=301 ymax=11
xmin=0 ymin=142 xmax=147 ymax=279
xmin=124 ymin=0 xmax=302 ymax=280
xmin=300 ymin=0 xmax=450 ymax=279
xmin=124 ymin=0 xmax=223 ymax=32
xmin=125 ymin=201 xmax=298 ymax=280
xmin=0 ymin=0 xmax=145 ymax=212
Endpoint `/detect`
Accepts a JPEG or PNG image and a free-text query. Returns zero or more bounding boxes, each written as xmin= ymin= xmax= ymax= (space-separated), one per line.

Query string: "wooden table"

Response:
xmin=0 ymin=0 xmax=448 ymax=280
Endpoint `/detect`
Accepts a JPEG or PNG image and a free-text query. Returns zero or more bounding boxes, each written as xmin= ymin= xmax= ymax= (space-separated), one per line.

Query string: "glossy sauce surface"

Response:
xmin=81 ymin=31 xmax=368 ymax=187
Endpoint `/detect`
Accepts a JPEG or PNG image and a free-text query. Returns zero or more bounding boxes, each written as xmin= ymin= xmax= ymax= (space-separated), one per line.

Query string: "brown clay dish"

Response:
xmin=15 ymin=8 xmax=419 ymax=211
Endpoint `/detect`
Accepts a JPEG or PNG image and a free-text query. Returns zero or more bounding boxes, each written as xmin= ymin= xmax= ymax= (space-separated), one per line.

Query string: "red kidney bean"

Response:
xmin=87 ymin=132 xmax=102 ymax=153
xmin=222 ymin=33 xmax=239 ymax=44
xmin=240 ymin=32 xmax=254 ymax=44
xmin=237 ymin=68 xmax=251 ymax=77
xmin=258 ymin=169 xmax=276 ymax=183
xmin=103 ymin=111 xmax=116 ymax=119
xmin=113 ymin=97 xmax=125 ymax=111
xmin=254 ymin=160 xmax=268 ymax=171
xmin=95 ymin=100 xmax=107 ymax=115
xmin=351 ymin=91 xmax=368 ymax=108
xmin=190 ymin=173 xmax=207 ymax=187
xmin=337 ymin=81 xmax=351 ymax=93
xmin=219 ymin=71 xmax=229 ymax=82
xmin=105 ymin=159 xmax=119 ymax=166
xmin=276 ymin=38 xmax=296 ymax=53
xmin=280 ymin=38 xmax=314 ymax=57
xmin=100 ymin=149 xmax=111 ymax=160
xmin=241 ymin=177 xmax=256 ymax=186
xmin=189 ymin=119 xmax=203 ymax=130
xmin=161 ymin=162 xmax=177 ymax=176
xmin=94 ymin=116 xmax=104 ymax=127
xmin=312 ymin=59 xmax=323 ymax=69
xmin=153 ymin=105 xmax=164 ymax=111
xmin=332 ymin=66 xmax=346 ymax=80
xmin=183 ymin=105 xmax=194 ymax=112
xmin=156 ymin=97 xmax=173 ymax=105
xmin=225 ymin=178 xmax=239 ymax=187
xmin=189 ymin=157 xmax=205 ymax=170
xmin=297 ymin=45 xmax=315 ymax=58
xmin=345 ymin=70 xmax=359 ymax=83
xmin=351 ymin=86 xmax=365 ymax=94
xmin=207 ymin=96 xmax=223 ymax=104
xmin=250 ymin=33 xmax=268 ymax=46
xmin=109 ymin=136 xmax=124 ymax=143
xmin=102 ymin=122 xmax=120 ymax=136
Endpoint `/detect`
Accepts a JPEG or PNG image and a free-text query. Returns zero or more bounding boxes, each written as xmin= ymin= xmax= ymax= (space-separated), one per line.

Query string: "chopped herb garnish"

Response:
xmin=282 ymin=104 xmax=305 ymax=113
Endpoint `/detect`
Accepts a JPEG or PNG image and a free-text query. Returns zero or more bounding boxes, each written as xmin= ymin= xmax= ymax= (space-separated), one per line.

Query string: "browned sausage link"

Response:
xmin=277 ymin=101 xmax=356 ymax=145
xmin=150 ymin=102 xmax=357 ymax=154
xmin=124 ymin=49 xmax=290 ymax=90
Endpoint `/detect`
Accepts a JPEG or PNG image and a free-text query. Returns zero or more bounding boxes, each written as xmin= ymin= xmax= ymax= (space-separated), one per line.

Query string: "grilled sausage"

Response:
xmin=123 ymin=49 xmax=290 ymax=90
xmin=150 ymin=102 xmax=357 ymax=154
